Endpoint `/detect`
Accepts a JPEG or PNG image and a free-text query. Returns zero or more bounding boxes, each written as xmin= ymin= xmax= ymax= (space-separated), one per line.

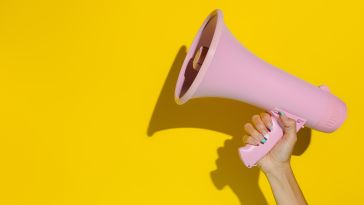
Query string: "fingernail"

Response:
xmin=278 ymin=111 xmax=285 ymax=116
xmin=260 ymin=138 xmax=267 ymax=144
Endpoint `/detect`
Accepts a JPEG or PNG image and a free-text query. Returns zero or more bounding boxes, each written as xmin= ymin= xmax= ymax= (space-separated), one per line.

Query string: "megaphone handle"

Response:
xmin=238 ymin=108 xmax=306 ymax=168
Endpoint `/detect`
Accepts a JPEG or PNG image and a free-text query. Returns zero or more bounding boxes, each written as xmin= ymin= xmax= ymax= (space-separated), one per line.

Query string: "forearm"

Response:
xmin=264 ymin=164 xmax=307 ymax=205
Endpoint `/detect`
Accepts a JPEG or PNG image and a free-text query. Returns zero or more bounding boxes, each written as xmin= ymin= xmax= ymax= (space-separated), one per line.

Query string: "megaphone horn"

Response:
xmin=174 ymin=9 xmax=347 ymax=168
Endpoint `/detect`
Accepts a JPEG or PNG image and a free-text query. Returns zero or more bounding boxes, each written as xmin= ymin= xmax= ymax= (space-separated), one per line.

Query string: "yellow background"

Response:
xmin=0 ymin=0 xmax=363 ymax=204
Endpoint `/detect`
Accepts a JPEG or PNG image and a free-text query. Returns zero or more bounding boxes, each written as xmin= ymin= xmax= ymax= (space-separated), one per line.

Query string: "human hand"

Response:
xmin=242 ymin=112 xmax=298 ymax=174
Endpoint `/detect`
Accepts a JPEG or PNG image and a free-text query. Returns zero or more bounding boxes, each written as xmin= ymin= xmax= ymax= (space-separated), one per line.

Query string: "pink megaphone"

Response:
xmin=174 ymin=10 xmax=347 ymax=168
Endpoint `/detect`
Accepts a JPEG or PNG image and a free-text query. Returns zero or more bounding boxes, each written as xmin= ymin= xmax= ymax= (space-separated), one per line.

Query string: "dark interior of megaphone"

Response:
xmin=179 ymin=15 xmax=218 ymax=98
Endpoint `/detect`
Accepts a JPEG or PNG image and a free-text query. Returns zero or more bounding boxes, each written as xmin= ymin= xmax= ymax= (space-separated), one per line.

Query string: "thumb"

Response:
xmin=278 ymin=111 xmax=297 ymax=142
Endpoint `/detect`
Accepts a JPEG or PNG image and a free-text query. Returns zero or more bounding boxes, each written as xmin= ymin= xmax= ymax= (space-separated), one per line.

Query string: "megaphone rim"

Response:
xmin=174 ymin=9 xmax=224 ymax=105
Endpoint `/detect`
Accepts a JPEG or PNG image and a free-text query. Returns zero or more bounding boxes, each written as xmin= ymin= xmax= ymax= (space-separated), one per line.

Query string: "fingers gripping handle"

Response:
xmin=239 ymin=117 xmax=283 ymax=168
xmin=238 ymin=108 xmax=306 ymax=168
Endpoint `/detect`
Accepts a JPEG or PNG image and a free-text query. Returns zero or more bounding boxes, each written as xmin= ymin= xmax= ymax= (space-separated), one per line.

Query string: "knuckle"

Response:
xmin=256 ymin=124 xmax=266 ymax=131
xmin=261 ymin=113 xmax=271 ymax=122
xmin=245 ymin=136 xmax=251 ymax=141
xmin=242 ymin=135 xmax=247 ymax=143
xmin=251 ymin=114 xmax=260 ymax=122
xmin=261 ymin=114 xmax=272 ymax=126
xmin=244 ymin=123 xmax=252 ymax=130
xmin=260 ymin=112 xmax=270 ymax=119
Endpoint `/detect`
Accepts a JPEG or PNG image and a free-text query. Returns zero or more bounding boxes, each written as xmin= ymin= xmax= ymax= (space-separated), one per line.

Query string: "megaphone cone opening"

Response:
xmin=178 ymin=46 xmax=209 ymax=98
xmin=175 ymin=10 xmax=224 ymax=105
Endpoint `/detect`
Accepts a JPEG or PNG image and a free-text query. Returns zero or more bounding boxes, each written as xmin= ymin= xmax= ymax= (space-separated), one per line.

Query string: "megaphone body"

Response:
xmin=174 ymin=10 xmax=347 ymax=168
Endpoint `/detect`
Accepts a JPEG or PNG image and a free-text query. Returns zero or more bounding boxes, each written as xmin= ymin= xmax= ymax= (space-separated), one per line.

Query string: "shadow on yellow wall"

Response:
xmin=147 ymin=46 xmax=312 ymax=204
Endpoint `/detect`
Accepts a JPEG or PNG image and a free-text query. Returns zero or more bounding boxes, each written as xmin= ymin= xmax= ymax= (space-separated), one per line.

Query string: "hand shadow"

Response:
xmin=147 ymin=46 xmax=312 ymax=205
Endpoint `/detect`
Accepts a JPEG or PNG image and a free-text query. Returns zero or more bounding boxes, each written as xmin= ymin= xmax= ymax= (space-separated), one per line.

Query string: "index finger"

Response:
xmin=260 ymin=112 xmax=273 ymax=131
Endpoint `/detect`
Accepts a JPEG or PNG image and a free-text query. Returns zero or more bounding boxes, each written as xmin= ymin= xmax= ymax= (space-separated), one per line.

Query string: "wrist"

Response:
xmin=263 ymin=162 xmax=292 ymax=178
xmin=263 ymin=163 xmax=308 ymax=205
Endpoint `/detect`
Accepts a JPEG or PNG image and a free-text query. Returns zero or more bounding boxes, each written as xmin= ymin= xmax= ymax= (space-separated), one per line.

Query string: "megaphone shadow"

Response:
xmin=147 ymin=46 xmax=312 ymax=205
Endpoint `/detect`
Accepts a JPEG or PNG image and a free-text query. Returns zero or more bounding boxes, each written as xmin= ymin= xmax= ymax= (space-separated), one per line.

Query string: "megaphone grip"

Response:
xmin=238 ymin=108 xmax=306 ymax=168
